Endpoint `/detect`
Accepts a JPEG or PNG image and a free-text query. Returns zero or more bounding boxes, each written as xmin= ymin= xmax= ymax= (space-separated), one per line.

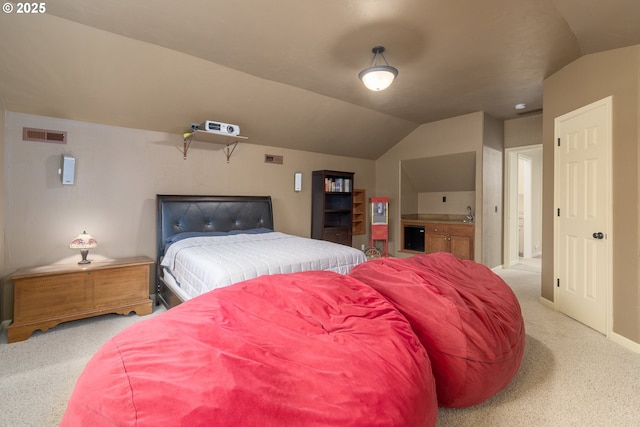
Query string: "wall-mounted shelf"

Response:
xmin=182 ymin=130 xmax=248 ymax=161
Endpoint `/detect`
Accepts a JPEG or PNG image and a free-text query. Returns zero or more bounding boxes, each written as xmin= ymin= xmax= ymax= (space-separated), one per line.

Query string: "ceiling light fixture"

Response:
xmin=515 ymin=103 xmax=527 ymax=110
xmin=358 ymin=46 xmax=398 ymax=91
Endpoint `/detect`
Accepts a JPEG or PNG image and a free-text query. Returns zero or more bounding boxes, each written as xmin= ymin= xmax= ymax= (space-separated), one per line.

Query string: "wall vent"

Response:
xmin=516 ymin=108 xmax=543 ymax=117
xmin=264 ymin=154 xmax=283 ymax=165
xmin=23 ymin=127 xmax=67 ymax=144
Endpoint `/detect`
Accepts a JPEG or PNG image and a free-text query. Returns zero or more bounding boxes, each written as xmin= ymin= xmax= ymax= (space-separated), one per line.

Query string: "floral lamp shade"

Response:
xmin=69 ymin=231 xmax=97 ymax=264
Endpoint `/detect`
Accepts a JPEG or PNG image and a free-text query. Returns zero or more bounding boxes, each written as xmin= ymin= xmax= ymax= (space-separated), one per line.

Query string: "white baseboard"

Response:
xmin=609 ymin=331 xmax=640 ymax=354
xmin=496 ymin=267 xmax=640 ymax=354
xmin=539 ymin=296 xmax=554 ymax=310
xmin=535 ymin=299 xmax=640 ymax=354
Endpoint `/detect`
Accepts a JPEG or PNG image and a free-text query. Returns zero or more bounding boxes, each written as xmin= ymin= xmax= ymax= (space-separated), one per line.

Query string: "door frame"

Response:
xmin=519 ymin=154 xmax=533 ymax=258
xmin=553 ymin=96 xmax=613 ymax=336
xmin=503 ymin=144 xmax=542 ymax=268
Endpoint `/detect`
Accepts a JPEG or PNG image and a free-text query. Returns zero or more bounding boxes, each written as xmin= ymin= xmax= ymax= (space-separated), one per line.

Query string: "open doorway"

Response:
xmin=504 ymin=145 xmax=542 ymax=272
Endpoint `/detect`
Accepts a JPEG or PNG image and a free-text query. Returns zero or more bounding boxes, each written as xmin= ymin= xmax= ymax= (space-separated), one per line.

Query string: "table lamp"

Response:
xmin=69 ymin=231 xmax=97 ymax=264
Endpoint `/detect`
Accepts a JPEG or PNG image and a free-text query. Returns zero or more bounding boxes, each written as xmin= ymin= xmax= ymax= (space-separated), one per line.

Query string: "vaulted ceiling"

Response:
xmin=1 ymin=0 xmax=639 ymax=159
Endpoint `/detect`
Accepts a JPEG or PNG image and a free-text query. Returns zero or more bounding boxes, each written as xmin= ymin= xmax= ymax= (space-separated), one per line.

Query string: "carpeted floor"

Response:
xmin=0 ymin=307 xmax=166 ymax=426
xmin=1 ymin=267 xmax=639 ymax=426
xmin=437 ymin=268 xmax=640 ymax=426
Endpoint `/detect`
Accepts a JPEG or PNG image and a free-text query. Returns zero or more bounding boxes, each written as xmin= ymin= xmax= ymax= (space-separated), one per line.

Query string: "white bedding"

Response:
xmin=160 ymin=231 xmax=367 ymax=300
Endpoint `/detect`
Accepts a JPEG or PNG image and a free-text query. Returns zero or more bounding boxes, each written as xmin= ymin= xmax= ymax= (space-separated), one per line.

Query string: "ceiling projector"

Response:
xmin=199 ymin=120 xmax=240 ymax=136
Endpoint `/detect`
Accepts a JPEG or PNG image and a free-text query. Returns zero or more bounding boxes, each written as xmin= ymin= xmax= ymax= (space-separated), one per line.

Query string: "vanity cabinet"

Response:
xmin=402 ymin=221 xmax=474 ymax=260
xmin=424 ymin=223 xmax=449 ymax=253
xmin=440 ymin=224 xmax=474 ymax=260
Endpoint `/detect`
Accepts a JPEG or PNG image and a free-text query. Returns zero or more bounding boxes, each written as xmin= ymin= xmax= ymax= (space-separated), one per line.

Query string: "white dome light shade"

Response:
xmin=358 ymin=46 xmax=398 ymax=91
xmin=359 ymin=65 xmax=398 ymax=91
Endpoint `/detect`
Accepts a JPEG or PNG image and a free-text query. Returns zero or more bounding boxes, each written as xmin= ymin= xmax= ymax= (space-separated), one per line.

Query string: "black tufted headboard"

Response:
xmin=156 ymin=195 xmax=274 ymax=262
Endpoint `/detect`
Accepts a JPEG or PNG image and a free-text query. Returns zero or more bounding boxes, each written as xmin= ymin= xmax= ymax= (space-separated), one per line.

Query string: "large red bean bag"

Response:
xmin=349 ymin=252 xmax=525 ymax=408
xmin=61 ymin=270 xmax=437 ymax=427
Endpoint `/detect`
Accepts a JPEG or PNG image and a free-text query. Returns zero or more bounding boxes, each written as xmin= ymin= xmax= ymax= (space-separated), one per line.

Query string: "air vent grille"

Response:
xmin=264 ymin=154 xmax=283 ymax=165
xmin=516 ymin=108 xmax=543 ymax=117
xmin=23 ymin=127 xmax=67 ymax=144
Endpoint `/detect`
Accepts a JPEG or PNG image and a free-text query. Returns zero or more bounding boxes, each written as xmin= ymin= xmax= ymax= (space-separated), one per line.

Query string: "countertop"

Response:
xmin=401 ymin=214 xmax=474 ymax=225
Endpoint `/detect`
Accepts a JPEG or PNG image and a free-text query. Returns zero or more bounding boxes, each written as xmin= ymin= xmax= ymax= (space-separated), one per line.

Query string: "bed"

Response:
xmin=156 ymin=195 xmax=366 ymax=307
xmin=62 ymin=252 xmax=524 ymax=426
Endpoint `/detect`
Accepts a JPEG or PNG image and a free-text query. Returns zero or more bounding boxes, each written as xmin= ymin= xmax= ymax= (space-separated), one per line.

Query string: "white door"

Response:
xmin=554 ymin=96 xmax=612 ymax=334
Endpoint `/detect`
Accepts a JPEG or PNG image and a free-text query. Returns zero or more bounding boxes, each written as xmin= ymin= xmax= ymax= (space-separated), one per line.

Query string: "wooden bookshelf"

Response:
xmin=352 ymin=189 xmax=366 ymax=235
xmin=311 ymin=170 xmax=354 ymax=246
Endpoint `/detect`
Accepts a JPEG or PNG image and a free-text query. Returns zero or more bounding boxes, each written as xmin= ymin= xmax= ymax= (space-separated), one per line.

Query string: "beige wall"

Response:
xmin=376 ymin=111 xmax=504 ymax=267
xmin=482 ymin=114 xmax=505 ymax=268
xmin=418 ymin=191 xmax=475 ymax=214
xmin=0 ymin=110 xmax=5 ymax=321
xmin=543 ymin=44 xmax=640 ymax=343
xmin=1 ymin=112 xmax=375 ymax=321
xmin=400 ymin=165 xmax=418 ymax=216
xmin=375 ymin=112 xmax=485 ymax=261
xmin=504 ymin=114 xmax=543 ymax=149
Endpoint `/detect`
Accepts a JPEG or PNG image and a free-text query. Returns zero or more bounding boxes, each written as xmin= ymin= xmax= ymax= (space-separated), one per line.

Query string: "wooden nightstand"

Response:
xmin=7 ymin=256 xmax=154 ymax=343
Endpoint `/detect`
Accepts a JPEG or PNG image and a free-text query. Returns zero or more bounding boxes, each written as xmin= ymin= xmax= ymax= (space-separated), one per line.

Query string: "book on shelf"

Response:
xmin=323 ymin=177 xmax=351 ymax=193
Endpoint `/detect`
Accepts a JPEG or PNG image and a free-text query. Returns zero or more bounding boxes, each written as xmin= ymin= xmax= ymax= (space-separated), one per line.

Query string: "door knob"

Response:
xmin=592 ymin=232 xmax=604 ymax=239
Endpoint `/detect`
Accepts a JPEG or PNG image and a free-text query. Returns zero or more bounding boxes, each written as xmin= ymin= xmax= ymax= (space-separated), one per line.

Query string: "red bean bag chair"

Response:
xmin=349 ymin=252 xmax=525 ymax=408
xmin=61 ymin=270 xmax=437 ymax=427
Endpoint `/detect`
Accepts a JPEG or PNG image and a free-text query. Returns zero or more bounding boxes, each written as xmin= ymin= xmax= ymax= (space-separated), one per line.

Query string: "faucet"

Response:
xmin=466 ymin=205 xmax=474 ymax=222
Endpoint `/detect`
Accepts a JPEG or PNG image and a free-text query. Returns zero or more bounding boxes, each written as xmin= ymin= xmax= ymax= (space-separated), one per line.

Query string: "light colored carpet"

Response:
xmin=437 ymin=268 xmax=640 ymax=426
xmin=0 ymin=307 xmax=165 ymax=427
xmin=1 ymin=268 xmax=639 ymax=426
xmin=509 ymin=256 xmax=541 ymax=273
